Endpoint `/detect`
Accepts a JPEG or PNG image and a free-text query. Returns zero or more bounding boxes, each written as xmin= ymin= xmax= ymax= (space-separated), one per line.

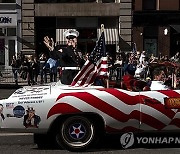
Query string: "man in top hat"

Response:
xmin=23 ymin=107 xmax=41 ymax=128
xmin=44 ymin=29 xmax=84 ymax=85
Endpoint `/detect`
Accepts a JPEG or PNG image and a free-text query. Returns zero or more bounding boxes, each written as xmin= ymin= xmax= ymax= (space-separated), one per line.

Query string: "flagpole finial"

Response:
xmin=101 ymin=24 xmax=104 ymax=32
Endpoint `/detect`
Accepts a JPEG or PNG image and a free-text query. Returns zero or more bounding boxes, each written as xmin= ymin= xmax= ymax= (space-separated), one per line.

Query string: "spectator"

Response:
xmin=107 ymin=55 xmax=114 ymax=80
xmin=32 ymin=56 xmax=39 ymax=84
xmin=28 ymin=56 xmax=36 ymax=85
xmin=39 ymin=53 xmax=47 ymax=84
xmin=124 ymin=61 xmax=137 ymax=76
xmin=139 ymin=50 xmax=146 ymax=65
xmin=20 ymin=57 xmax=30 ymax=85
xmin=170 ymin=52 xmax=180 ymax=63
xmin=150 ymin=69 xmax=169 ymax=90
xmin=11 ymin=55 xmax=19 ymax=85
xmin=149 ymin=54 xmax=158 ymax=63
xmin=135 ymin=61 xmax=146 ymax=78
xmin=164 ymin=55 xmax=169 ymax=61
xmin=136 ymin=51 xmax=141 ymax=60
xmin=114 ymin=54 xmax=123 ymax=81
xmin=43 ymin=36 xmax=58 ymax=82
xmin=153 ymin=69 xmax=166 ymax=81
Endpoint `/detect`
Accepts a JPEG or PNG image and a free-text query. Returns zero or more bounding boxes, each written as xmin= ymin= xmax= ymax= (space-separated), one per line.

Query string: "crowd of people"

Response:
xmin=11 ymin=54 xmax=41 ymax=86
xmin=10 ymin=49 xmax=180 ymax=90
xmin=108 ymin=50 xmax=180 ymax=91
xmin=10 ymin=29 xmax=85 ymax=86
xmin=8 ymin=29 xmax=180 ymax=90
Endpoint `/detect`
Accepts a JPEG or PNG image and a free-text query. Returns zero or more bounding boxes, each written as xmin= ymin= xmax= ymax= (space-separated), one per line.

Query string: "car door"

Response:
xmin=95 ymin=88 xmax=141 ymax=133
xmin=139 ymin=90 xmax=180 ymax=131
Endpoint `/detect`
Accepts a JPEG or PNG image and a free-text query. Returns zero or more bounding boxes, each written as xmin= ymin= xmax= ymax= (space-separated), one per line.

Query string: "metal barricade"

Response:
xmin=0 ymin=68 xmax=61 ymax=85
xmin=109 ymin=66 xmax=124 ymax=82
xmin=0 ymin=67 xmax=124 ymax=86
xmin=0 ymin=68 xmax=25 ymax=84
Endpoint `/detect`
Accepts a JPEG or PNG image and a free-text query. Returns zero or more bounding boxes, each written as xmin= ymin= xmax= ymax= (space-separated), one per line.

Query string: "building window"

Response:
xmin=144 ymin=39 xmax=157 ymax=56
xmin=7 ymin=28 xmax=16 ymax=36
xmin=0 ymin=28 xmax=6 ymax=36
xmin=144 ymin=26 xmax=158 ymax=56
xmin=143 ymin=0 xmax=156 ymax=10
xmin=0 ymin=28 xmax=16 ymax=36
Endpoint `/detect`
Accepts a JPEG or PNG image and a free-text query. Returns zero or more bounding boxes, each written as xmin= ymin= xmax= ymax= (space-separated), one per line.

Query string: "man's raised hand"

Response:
xmin=43 ymin=36 xmax=54 ymax=51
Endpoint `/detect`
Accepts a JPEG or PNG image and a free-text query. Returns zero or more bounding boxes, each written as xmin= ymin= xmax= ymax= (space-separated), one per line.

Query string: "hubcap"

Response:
xmin=69 ymin=123 xmax=86 ymax=140
xmin=59 ymin=116 xmax=95 ymax=149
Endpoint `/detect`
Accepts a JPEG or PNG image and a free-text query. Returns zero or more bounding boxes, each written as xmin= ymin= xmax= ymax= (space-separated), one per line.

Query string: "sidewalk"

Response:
xmin=0 ymin=75 xmax=54 ymax=89
xmin=0 ymin=79 xmax=52 ymax=89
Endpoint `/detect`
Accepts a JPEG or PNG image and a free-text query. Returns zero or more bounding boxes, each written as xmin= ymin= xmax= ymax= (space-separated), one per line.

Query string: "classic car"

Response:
xmin=0 ymin=81 xmax=180 ymax=151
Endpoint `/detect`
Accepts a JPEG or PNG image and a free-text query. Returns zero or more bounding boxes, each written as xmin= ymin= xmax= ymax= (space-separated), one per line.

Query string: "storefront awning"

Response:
xmin=56 ymin=28 xmax=119 ymax=45
xmin=56 ymin=29 xmax=67 ymax=45
xmin=97 ymin=28 xmax=119 ymax=45
xmin=170 ymin=25 xmax=180 ymax=33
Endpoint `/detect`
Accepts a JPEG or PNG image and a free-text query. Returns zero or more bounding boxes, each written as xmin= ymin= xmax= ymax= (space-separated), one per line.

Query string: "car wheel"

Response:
xmin=56 ymin=116 xmax=96 ymax=151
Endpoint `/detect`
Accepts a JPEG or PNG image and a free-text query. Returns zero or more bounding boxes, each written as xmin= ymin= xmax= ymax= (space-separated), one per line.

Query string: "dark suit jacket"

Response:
xmin=53 ymin=46 xmax=84 ymax=84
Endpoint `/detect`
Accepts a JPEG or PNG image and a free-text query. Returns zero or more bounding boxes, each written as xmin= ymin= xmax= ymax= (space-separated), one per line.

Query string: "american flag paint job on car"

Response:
xmin=47 ymin=88 xmax=180 ymax=133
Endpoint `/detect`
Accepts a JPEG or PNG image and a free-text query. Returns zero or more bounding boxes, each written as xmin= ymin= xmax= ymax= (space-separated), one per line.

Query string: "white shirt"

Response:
xmin=150 ymin=81 xmax=169 ymax=91
xmin=139 ymin=53 xmax=146 ymax=64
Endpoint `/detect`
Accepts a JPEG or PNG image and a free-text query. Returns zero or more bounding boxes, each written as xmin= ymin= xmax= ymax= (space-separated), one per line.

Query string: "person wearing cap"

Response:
xmin=44 ymin=29 xmax=84 ymax=85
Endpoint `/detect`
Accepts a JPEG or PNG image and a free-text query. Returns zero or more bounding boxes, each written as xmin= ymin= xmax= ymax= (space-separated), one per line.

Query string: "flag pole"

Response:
xmin=101 ymin=24 xmax=109 ymax=88
xmin=101 ymin=24 xmax=104 ymax=32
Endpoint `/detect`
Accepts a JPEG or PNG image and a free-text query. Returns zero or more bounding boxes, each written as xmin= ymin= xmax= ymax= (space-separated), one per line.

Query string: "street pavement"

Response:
xmin=0 ymin=133 xmax=180 ymax=154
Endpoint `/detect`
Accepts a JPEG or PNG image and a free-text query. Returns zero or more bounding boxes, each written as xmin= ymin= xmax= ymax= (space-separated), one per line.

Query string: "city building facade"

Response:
xmin=21 ymin=0 xmax=132 ymax=59
xmin=0 ymin=0 xmax=21 ymax=69
xmin=1 ymin=0 xmax=180 ymax=69
xmin=133 ymin=0 xmax=180 ymax=58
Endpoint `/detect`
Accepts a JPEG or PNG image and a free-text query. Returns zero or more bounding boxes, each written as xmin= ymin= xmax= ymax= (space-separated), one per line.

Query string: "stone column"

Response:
xmin=156 ymin=0 xmax=159 ymax=10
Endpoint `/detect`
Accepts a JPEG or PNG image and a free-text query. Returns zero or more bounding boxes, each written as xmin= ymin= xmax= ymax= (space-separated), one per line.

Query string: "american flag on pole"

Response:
xmin=71 ymin=31 xmax=108 ymax=87
xmin=132 ymin=42 xmax=137 ymax=59
xmin=129 ymin=42 xmax=137 ymax=63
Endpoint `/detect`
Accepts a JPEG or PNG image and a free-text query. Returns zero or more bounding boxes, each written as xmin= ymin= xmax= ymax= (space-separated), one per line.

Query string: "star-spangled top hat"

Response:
xmin=26 ymin=106 xmax=35 ymax=112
